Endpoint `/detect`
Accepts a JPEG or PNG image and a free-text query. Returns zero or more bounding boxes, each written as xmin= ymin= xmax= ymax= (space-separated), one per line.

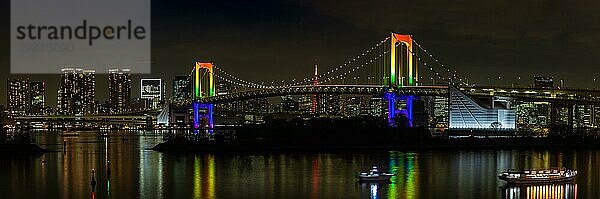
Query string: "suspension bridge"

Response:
xmin=181 ymin=32 xmax=600 ymax=131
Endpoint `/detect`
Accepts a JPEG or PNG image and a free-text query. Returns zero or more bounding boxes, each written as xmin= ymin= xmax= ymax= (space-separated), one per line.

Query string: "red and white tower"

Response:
xmin=310 ymin=63 xmax=318 ymax=114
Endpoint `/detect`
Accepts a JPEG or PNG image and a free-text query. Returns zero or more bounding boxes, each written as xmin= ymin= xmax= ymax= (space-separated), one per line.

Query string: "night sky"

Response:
xmin=1 ymin=0 xmax=600 ymax=106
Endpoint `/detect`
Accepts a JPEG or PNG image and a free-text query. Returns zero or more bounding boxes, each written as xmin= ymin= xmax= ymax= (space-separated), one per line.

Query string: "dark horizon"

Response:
xmin=2 ymin=0 xmax=600 ymax=107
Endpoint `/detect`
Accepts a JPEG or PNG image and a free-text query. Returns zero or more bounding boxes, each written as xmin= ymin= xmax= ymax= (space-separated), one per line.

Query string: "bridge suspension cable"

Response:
xmin=214 ymin=74 xmax=262 ymax=89
xmin=214 ymin=66 xmax=267 ymax=88
xmin=213 ymin=36 xmax=390 ymax=88
xmin=409 ymin=49 xmax=453 ymax=84
xmin=413 ymin=40 xmax=469 ymax=85
xmin=320 ymin=46 xmax=390 ymax=84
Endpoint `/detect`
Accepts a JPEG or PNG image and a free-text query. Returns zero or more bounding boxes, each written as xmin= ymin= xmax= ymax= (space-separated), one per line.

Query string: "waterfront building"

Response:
xmin=7 ymin=77 xmax=29 ymax=116
xmin=108 ymin=69 xmax=132 ymax=114
xmin=449 ymin=87 xmax=516 ymax=131
xmin=172 ymin=76 xmax=191 ymax=100
xmin=58 ymin=68 xmax=96 ymax=115
xmin=433 ymin=96 xmax=449 ymax=128
xmin=515 ymin=102 xmax=550 ymax=130
xmin=141 ymin=78 xmax=163 ymax=109
xmin=574 ymin=104 xmax=594 ymax=128
xmin=29 ymin=81 xmax=46 ymax=115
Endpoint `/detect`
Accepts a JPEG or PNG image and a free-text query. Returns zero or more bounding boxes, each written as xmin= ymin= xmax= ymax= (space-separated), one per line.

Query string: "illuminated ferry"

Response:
xmin=358 ymin=166 xmax=394 ymax=182
xmin=499 ymin=169 xmax=577 ymax=185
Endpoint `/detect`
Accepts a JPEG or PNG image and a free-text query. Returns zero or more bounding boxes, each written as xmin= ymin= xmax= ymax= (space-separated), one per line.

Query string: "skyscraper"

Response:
xmin=108 ymin=69 xmax=132 ymax=114
xmin=29 ymin=81 xmax=46 ymax=115
xmin=7 ymin=77 xmax=30 ymax=116
xmin=172 ymin=76 xmax=191 ymax=100
xmin=58 ymin=68 xmax=96 ymax=115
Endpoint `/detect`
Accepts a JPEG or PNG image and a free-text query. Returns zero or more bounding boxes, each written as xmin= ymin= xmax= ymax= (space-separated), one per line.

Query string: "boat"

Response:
xmin=358 ymin=166 xmax=394 ymax=182
xmin=498 ymin=168 xmax=577 ymax=185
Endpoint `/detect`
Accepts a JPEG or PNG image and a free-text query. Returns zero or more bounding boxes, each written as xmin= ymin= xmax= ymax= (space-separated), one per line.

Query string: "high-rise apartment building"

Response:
xmin=58 ymin=68 xmax=96 ymax=115
xmin=29 ymin=81 xmax=46 ymax=115
xmin=7 ymin=77 xmax=30 ymax=116
xmin=108 ymin=69 xmax=132 ymax=114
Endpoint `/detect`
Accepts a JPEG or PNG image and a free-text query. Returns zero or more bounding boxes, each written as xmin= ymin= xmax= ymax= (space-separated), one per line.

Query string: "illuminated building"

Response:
xmin=58 ymin=68 xmax=96 ymax=115
xmin=368 ymin=96 xmax=384 ymax=117
xmin=7 ymin=77 xmax=29 ymax=116
xmin=281 ymin=95 xmax=299 ymax=113
xmin=449 ymin=87 xmax=516 ymax=132
xmin=342 ymin=97 xmax=362 ymax=117
xmin=141 ymin=78 xmax=163 ymax=109
xmin=299 ymin=95 xmax=312 ymax=114
xmin=534 ymin=76 xmax=553 ymax=89
xmin=574 ymin=104 xmax=594 ymax=128
xmin=515 ymin=102 xmax=550 ymax=129
xmin=108 ymin=69 xmax=131 ymax=114
xmin=433 ymin=96 xmax=449 ymax=128
xmin=172 ymin=76 xmax=191 ymax=100
xmin=29 ymin=81 xmax=46 ymax=115
xmin=319 ymin=94 xmax=342 ymax=116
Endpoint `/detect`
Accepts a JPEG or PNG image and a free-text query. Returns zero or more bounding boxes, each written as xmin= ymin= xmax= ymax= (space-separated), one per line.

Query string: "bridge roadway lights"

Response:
xmin=193 ymin=101 xmax=214 ymax=130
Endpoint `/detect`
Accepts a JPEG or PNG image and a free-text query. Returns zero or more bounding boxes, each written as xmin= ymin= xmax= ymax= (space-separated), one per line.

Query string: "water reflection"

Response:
xmin=191 ymin=154 xmax=215 ymax=199
xmin=361 ymin=182 xmax=380 ymax=199
xmin=388 ymin=152 xmax=419 ymax=199
xmin=504 ymin=183 xmax=578 ymax=199
xmin=2 ymin=132 xmax=600 ymax=198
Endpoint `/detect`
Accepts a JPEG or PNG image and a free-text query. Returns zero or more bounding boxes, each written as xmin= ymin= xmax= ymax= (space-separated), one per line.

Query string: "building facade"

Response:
xmin=141 ymin=78 xmax=163 ymax=109
xmin=7 ymin=77 xmax=30 ymax=116
xmin=172 ymin=76 xmax=191 ymax=100
xmin=449 ymin=87 xmax=516 ymax=132
xmin=29 ymin=81 xmax=46 ymax=115
xmin=58 ymin=68 xmax=96 ymax=115
xmin=108 ymin=69 xmax=132 ymax=114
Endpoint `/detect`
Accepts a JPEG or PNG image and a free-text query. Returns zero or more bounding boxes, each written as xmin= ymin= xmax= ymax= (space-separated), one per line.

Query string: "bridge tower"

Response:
xmin=193 ymin=61 xmax=215 ymax=129
xmin=386 ymin=33 xmax=418 ymax=127
xmin=389 ymin=33 xmax=418 ymax=87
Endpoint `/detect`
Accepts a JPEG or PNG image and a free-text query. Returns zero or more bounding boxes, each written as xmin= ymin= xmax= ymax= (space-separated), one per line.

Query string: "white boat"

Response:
xmin=358 ymin=166 xmax=394 ymax=182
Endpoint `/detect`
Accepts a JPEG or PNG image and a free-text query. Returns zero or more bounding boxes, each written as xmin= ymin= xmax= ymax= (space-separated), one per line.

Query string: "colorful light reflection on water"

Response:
xmin=1 ymin=132 xmax=600 ymax=198
xmin=504 ymin=183 xmax=577 ymax=199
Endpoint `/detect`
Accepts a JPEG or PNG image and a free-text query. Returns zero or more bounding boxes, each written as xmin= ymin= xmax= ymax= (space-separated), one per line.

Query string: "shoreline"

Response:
xmin=152 ymin=137 xmax=600 ymax=153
